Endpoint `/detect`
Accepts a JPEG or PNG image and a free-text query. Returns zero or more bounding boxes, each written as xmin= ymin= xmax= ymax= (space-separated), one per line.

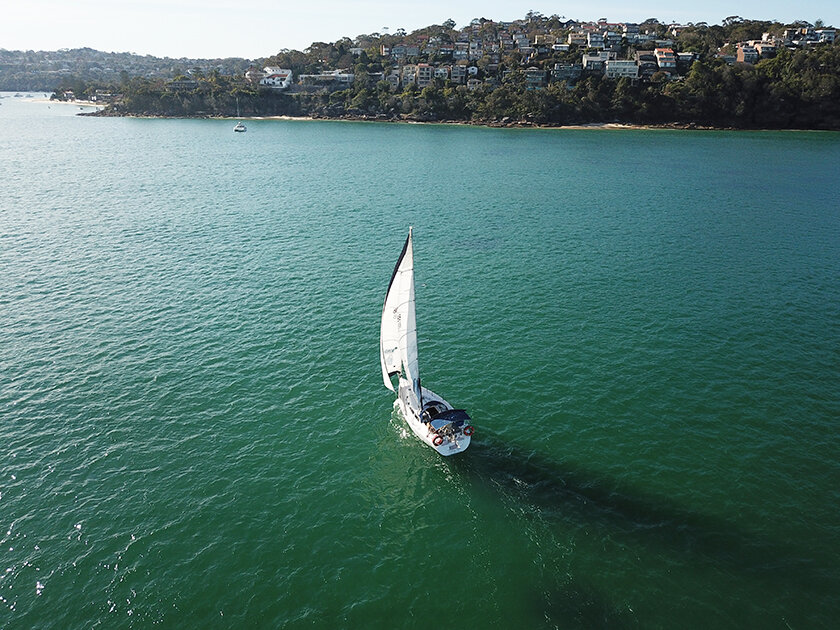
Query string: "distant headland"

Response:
xmin=7 ymin=13 xmax=840 ymax=130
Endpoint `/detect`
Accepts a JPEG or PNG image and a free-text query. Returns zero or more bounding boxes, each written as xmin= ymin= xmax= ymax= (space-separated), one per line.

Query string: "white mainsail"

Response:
xmin=380 ymin=228 xmax=421 ymax=406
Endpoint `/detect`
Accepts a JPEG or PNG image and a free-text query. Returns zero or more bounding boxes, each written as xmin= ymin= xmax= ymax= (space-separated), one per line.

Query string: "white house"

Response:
xmin=260 ymin=67 xmax=292 ymax=89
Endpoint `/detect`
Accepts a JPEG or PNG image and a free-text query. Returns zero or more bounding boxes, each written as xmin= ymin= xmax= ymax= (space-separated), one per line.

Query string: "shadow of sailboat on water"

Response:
xmin=448 ymin=431 xmax=836 ymax=603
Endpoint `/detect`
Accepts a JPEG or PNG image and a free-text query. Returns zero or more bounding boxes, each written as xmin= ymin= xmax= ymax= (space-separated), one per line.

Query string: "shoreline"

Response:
xmin=33 ymin=97 xmax=104 ymax=108
xmin=80 ymin=109 xmax=836 ymax=132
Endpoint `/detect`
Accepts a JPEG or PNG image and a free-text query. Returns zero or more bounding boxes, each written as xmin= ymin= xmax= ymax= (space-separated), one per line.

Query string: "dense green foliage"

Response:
xmin=67 ymin=41 xmax=840 ymax=130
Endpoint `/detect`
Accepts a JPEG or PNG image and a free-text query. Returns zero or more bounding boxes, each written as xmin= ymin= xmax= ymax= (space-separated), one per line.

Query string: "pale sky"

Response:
xmin=2 ymin=1 xmax=837 ymax=59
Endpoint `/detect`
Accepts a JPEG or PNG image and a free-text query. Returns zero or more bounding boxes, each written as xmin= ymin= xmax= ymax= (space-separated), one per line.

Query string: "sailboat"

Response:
xmin=233 ymin=97 xmax=246 ymax=132
xmin=380 ymin=227 xmax=474 ymax=455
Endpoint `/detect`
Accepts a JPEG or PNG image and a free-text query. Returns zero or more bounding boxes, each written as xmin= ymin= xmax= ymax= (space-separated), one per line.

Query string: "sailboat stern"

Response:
xmin=427 ymin=409 xmax=473 ymax=456
xmin=394 ymin=385 xmax=474 ymax=456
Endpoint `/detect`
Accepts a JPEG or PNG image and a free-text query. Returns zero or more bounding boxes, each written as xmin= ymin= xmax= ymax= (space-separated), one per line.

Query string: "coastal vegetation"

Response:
xmin=41 ymin=16 xmax=840 ymax=129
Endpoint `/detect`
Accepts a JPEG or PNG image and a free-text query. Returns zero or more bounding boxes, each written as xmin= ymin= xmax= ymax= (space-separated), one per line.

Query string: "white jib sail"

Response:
xmin=380 ymin=229 xmax=420 ymax=405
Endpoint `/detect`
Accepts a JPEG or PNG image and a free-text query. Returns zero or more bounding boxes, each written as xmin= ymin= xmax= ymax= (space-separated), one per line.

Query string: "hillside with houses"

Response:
xmin=250 ymin=16 xmax=835 ymax=92
xmin=37 ymin=13 xmax=840 ymax=129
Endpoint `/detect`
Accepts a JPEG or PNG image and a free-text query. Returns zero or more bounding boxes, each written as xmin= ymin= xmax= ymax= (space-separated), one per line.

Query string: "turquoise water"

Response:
xmin=2 ymin=94 xmax=839 ymax=628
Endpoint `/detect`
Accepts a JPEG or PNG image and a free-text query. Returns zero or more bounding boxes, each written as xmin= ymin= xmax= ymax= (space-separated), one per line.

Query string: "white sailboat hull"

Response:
xmin=395 ymin=383 xmax=471 ymax=456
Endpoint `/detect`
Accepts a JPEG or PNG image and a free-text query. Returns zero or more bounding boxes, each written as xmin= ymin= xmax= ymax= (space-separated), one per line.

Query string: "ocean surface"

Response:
xmin=1 ymin=93 xmax=839 ymax=629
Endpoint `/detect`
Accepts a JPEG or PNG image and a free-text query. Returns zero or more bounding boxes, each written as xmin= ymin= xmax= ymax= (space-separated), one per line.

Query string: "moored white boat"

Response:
xmin=380 ymin=228 xmax=474 ymax=455
xmin=233 ymin=121 xmax=246 ymax=132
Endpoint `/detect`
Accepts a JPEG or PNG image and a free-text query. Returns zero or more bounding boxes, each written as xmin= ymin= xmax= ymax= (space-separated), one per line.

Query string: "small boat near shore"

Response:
xmin=233 ymin=121 xmax=246 ymax=132
xmin=380 ymin=227 xmax=474 ymax=455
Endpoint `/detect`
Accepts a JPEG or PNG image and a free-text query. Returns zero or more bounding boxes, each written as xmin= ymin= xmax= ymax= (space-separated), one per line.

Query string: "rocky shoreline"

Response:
xmin=82 ymin=108 xmax=735 ymax=131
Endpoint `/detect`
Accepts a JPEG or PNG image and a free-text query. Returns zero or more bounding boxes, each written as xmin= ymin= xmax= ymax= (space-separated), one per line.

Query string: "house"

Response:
xmin=605 ymin=59 xmax=638 ymax=79
xmin=525 ymin=66 xmax=547 ymax=89
xmin=604 ymin=31 xmax=623 ymax=49
xmin=654 ymin=48 xmax=677 ymax=71
xmin=450 ymin=65 xmax=467 ymax=84
xmin=298 ymin=70 xmax=354 ymax=87
xmin=735 ymin=45 xmax=759 ymax=64
xmin=568 ymin=31 xmax=588 ymax=47
xmin=753 ymin=42 xmax=777 ymax=58
xmin=244 ymin=67 xmax=266 ymax=83
xmin=582 ymin=51 xmax=612 ymax=73
xmin=635 ymin=51 xmax=659 ymax=78
xmin=467 ymin=78 xmax=482 ymax=91
xmin=389 ymin=45 xmax=419 ymax=60
xmin=435 ymin=67 xmax=450 ymax=80
xmin=416 ymin=63 xmax=433 ymax=88
xmin=623 ymin=23 xmax=640 ymax=37
xmin=816 ymin=29 xmax=836 ymax=43
xmin=499 ymin=35 xmax=515 ymax=50
xmin=551 ymin=63 xmax=582 ymax=83
xmin=385 ymin=71 xmax=400 ymax=90
xmin=587 ymin=32 xmax=605 ymax=49
xmin=401 ymin=65 xmax=417 ymax=86
xmin=676 ymin=52 xmax=697 ymax=66
xmin=260 ymin=67 xmax=293 ymax=89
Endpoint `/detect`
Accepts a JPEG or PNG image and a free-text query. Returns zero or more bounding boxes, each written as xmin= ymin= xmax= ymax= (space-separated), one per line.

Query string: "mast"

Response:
xmin=402 ymin=227 xmax=422 ymax=410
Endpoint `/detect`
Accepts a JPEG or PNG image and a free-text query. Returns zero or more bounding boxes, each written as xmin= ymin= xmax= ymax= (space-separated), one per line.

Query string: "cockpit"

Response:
xmin=422 ymin=403 xmax=471 ymax=433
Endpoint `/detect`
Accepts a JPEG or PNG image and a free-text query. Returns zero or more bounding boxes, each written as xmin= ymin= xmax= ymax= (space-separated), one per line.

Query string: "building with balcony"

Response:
xmin=568 ymin=31 xmax=588 ymax=47
xmin=450 ymin=65 xmax=467 ymax=84
xmin=582 ymin=51 xmax=612 ymax=72
xmin=401 ymin=65 xmax=417 ymax=86
xmin=297 ymin=70 xmax=354 ymax=87
xmin=587 ymin=32 xmax=605 ymax=49
xmin=551 ymin=63 xmax=583 ymax=83
xmin=416 ymin=63 xmax=433 ymax=87
xmin=605 ymin=59 xmax=639 ymax=79
xmin=525 ymin=67 xmax=547 ymax=89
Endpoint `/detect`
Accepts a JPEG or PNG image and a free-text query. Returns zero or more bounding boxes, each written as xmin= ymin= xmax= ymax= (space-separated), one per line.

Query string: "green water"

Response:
xmin=2 ymin=94 xmax=839 ymax=628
